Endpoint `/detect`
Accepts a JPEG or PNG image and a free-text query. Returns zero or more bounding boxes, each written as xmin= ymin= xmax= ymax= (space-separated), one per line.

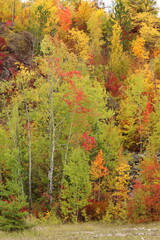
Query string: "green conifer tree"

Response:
xmin=0 ymin=150 xmax=28 ymax=231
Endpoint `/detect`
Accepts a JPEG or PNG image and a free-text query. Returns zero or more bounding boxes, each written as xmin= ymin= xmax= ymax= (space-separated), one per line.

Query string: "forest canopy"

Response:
xmin=0 ymin=0 xmax=160 ymax=230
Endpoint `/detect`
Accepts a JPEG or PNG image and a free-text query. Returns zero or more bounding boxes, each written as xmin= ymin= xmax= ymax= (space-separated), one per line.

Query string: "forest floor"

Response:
xmin=0 ymin=221 xmax=160 ymax=240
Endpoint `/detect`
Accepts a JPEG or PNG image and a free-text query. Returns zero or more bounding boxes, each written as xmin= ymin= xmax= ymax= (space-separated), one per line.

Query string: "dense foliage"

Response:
xmin=0 ymin=0 xmax=160 ymax=230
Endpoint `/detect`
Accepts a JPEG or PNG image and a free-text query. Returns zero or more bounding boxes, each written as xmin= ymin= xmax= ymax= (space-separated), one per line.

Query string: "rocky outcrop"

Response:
xmin=0 ymin=28 xmax=33 ymax=81
xmin=6 ymin=31 xmax=33 ymax=65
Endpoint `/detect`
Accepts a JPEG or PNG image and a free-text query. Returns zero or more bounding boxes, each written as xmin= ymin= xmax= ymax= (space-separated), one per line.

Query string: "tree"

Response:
xmin=87 ymin=9 xmax=105 ymax=62
xmin=68 ymin=28 xmax=90 ymax=62
xmin=132 ymin=36 xmax=149 ymax=61
xmin=60 ymin=147 xmax=91 ymax=222
xmin=128 ymin=156 xmax=160 ymax=223
xmin=90 ymin=149 xmax=108 ymax=202
xmin=0 ymin=125 xmax=28 ymax=231
xmin=75 ymin=1 xmax=95 ymax=31
xmin=0 ymin=0 xmax=22 ymax=23
xmin=109 ymin=21 xmax=122 ymax=71
xmin=103 ymin=150 xmax=131 ymax=223
xmin=109 ymin=21 xmax=130 ymax=79
xmin=27 ymin=0 xmax=58 ymax=52
xmin=118 ymin=72 xmax=150 ymax=152
xmin=0 ymin=178 xmax=28 ymax=231
xmin=131 ymin=12 xmax=160 ymax=55
xmin=129 ymin=0 xmax=158 ymax=15
xmin=113 ymin=0 xmax=132 ymax=49
xmin=58 ymin=5 xmax=72 ymax=32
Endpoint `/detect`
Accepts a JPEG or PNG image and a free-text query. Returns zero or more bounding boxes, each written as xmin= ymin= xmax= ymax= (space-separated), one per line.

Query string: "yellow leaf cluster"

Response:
xmin=113 ymin=163 xmax=131 ymax=199
xmin=109 ymin=21 xmax=123 ymax=70
xmin=69 ymin=28 xmax=90 ymax=62
xmin=30 ymin=0 xmax=58 ymax=34
xmin=75 ymin=1 xmax=95 ymax=29
xmin=14 ymin=6 xmax=30 ymax=31
xmin=87 ymin=10 xmax=105 ymax=59
xmin=132 ymin=36 xmax=149 ymax=60
xmin=0 ymin=0 xmax=22 ymax=22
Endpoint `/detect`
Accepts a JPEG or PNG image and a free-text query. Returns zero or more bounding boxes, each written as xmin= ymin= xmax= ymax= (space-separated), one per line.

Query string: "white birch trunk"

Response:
xmin=48 ymin=81 xmax=56 ymax=204
xmin=48 ymin=124 xmax=55 ymax=203
xmin=25 ymin=102 xmax=33 ymax=209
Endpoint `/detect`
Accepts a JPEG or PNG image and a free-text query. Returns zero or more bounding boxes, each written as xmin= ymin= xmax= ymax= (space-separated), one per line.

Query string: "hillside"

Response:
xmin=0 ymin=0 xmax=160 ymax=230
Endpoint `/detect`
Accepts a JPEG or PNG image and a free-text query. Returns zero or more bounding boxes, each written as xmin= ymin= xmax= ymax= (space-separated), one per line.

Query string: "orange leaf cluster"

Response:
xmin=91 ymin=150 xmax=108 ymax=180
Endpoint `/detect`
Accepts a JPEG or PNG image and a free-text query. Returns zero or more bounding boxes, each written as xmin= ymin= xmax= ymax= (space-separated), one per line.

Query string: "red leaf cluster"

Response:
xmin=142 ymin=101 xmax=154 ymax=123
xmin=106 ymin=72 xmax=121 ymax=97
xmin=0 ymin=37 xmax=6 ymax=74
xmin=5 ymin=20 xmax=13 ymax=27
xmin=129 ymin=159 xmax=160 ymax=222
xmin=81 ymin=132 xmax=96 ymax=151
xmin=61 ymin=71 xmax=91 ymax=114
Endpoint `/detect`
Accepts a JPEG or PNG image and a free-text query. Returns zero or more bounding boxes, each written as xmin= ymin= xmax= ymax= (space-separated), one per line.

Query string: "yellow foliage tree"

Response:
xmin=132 ymin=36 xmax=149 ymax=60
xmin=103 ymin=150 xmax=131 ymax=222
xmin=68 ymin=28 xmax=90 ymax=62
xmin=75 ymin=1 xmax=95 ymax=30
xmin=0 ymin=0 xmax=22 ymax=23
xmin=87 ymin=9 xmax=105 ymax=62
xmin=109 ymin=21 xmax=123 ymax=70
xmin=14 ymin=3 xmax=31 ymax=31
xmin=132 ymin=12 xmax=160 ymax=53
xmin=28 ymin=0 xmax=58 ymax=36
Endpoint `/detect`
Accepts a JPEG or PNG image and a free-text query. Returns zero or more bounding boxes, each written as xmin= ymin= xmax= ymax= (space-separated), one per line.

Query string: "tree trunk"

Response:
xmin=12 ymin=0 xmax=16 ymax=25
xmin=25 ymin=102 xmax=33 ymax=209
xmin=48 ymin=81 xmax=56 ymax=204
xmin=48 ymin=121 xmax=55 ymax=203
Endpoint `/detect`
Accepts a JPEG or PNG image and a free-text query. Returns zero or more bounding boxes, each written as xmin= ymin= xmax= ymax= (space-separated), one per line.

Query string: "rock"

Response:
xmin=0 ymin=30 xmax=33 ymax=81
xmin=6 ymin=31 xmax=33 ymax=65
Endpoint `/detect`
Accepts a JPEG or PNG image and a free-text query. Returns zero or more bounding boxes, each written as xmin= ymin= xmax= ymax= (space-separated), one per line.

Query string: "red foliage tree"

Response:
xmin=81 ymin=132 xmax=96 ymax=151
xmin=142 ymin=101 xmax=154 ymax=123
xmin=58 ymin=5 xmax=72 ymax=31
xmin=128 ymin=158 xmax=160 ymax=223
xmin=106 ymin=72 xmax=122 ymax=97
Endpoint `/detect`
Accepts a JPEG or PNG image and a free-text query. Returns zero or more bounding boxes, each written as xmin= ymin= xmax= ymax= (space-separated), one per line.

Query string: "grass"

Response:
xmin=0 ymin=221 xmax=160 ymax=240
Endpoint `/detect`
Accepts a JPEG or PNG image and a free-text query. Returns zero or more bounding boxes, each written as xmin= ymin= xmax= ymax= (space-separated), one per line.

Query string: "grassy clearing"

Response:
xmin=0 ymin=221 xmax=160 ymax=240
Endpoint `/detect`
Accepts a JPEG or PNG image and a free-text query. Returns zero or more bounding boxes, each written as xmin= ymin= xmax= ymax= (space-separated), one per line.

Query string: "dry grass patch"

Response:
xmin=0 ymin=222 xmax=160 ymax=240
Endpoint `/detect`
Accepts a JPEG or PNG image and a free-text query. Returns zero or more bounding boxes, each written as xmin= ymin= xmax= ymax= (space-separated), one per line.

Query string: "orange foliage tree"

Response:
xmin=58 ymin=5 xmax=72 ymax=32
xmin=90 ymin=150 xmax=108 ymax=202
xmin=86 ymin=150 xmax=108 ymax=220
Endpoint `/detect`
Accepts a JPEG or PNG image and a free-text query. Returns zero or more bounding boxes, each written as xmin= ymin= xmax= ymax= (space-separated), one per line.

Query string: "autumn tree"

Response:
xmin=38 ymin=35 xmax=108 ymax=206
xmin=128 ymin=156 xmax=160 ymax=223
xmin=68 ymin=28 xmax=90 ymax=62
xmin=113 ymin=0 xmax=132 ymax=49
xmin=129 ymin=0 xmax=157 ymax=15
xmin=109 ymin=21 xmax=130 ymax=80
xmin=87 ymin=9 xmax=105 ymax=62
xmin=103 ymin=150 xmax=131 ymax=222
xmin=60 ymin=147 xmax=91 ymax=222
xmin=58 ymin=5 xmax=72 ymax=32
xmin=132 ymin=36 xmax=149 ymax=61
xmin=118 ymin=72 xmax=151 ymax=152
xmin=0 ymin=0 xmax=22 ymax=23
xmin=90 ymin=149 xmax=108 ymax=202
xmin=75 ymin=1 xmax=95 ymax=31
